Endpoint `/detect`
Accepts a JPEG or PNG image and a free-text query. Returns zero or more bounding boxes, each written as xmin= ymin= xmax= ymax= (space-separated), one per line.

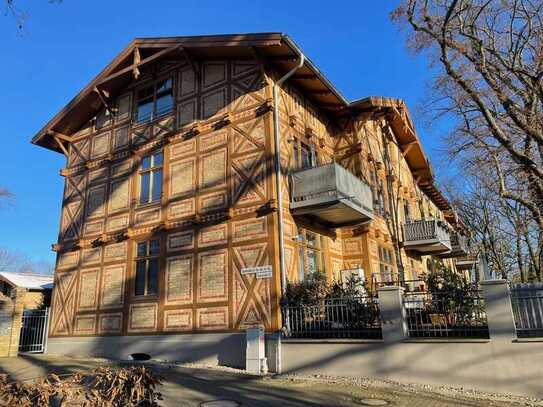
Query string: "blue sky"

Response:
xmin=0 ymin=1 xmax=446 ymax=264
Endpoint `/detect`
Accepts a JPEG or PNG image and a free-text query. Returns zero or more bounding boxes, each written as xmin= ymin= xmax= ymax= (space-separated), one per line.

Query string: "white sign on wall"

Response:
xmin=241 ymin=265 xmax=273 ymax=279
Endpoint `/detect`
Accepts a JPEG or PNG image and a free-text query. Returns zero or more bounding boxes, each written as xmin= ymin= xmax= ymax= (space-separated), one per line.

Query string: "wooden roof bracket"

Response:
xmin=97 ymin=44 xmax=184 ymax=87
xmin=249 ymin=46 xmax=266 ymax=78
xmin=180 ymin=46 xmax=200 ymax=81
xmin=133 ymin=47 xmax=141 ymax=80
xmin=48 ymin=130 xmax=71 ymax=156
xmin=93 ymin=86 xmax=117 ymax=116
xmin=401 ymin=141 xmax=418 ymax=157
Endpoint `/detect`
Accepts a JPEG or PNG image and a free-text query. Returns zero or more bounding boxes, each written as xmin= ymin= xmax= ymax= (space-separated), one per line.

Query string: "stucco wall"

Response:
xmin=47 ymin=332 xmax=280 ymax=372
xmin=281 ymin=339 xmax=543 ymax=398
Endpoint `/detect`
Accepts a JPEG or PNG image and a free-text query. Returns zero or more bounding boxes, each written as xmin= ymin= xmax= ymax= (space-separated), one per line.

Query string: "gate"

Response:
xmin=19 ymin=308 xmax=49 ymax=353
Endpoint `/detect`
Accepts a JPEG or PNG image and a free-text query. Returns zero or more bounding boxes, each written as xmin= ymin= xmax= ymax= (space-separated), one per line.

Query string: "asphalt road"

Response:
xmin=0 ymin=355 xmax=538 ymax=406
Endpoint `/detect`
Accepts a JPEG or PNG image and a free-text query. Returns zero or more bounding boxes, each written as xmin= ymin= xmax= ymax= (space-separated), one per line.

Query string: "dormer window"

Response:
xmin=136 ymin=78 xmax=173 ymax=123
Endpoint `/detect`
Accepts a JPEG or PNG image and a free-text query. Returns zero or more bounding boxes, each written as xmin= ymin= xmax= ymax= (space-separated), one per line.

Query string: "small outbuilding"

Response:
xmin=0 ymin=272 xmax=53 ymax=309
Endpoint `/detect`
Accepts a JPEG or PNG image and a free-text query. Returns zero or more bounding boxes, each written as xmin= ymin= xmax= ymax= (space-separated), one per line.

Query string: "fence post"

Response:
xmin=481 ymin=279 xmax=516 ymax=342
xmin=377 ymin=286 xmax=407 ymax=344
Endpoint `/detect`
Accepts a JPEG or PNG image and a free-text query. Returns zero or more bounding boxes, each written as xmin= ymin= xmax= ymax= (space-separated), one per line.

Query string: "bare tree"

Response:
xmin=4 ymin=0 xmax=61 ymax=30
xmin=0 ymin=187 xmax=13 ymax=209
xmin=393 ymin=0 xmax=543 ymax=278
xmin=0 ymin=248 xmax=53 ymax=275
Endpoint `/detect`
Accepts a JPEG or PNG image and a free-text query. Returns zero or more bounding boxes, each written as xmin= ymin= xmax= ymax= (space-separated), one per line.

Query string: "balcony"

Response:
xmin=403 ymin=219 xmax=451 ymax=254
xmin=439 ymin=233 xmax=469 ymax=258
xmin=290 ymin=162 xmax=373 ymax=227
xmin=456 ymin=255 xmax=479 ymax=270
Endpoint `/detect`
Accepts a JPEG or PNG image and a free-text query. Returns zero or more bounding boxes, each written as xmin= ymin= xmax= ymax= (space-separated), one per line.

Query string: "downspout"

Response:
xmin=273 ymin=53 xmax=305 ymax=299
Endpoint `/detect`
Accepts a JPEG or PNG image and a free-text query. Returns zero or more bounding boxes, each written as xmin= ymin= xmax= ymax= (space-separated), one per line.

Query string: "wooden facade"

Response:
xmin=33 ymin=34 xmax=465 ymax=340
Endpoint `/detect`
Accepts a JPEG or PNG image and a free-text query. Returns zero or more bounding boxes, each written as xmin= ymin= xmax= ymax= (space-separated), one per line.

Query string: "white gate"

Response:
xmin=19 ymin=308 xmax=49 ymax=353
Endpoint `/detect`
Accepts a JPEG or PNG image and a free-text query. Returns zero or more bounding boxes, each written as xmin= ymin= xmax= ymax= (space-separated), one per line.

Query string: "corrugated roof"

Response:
xmin=0 ymin=272 xmax=54 ymax=290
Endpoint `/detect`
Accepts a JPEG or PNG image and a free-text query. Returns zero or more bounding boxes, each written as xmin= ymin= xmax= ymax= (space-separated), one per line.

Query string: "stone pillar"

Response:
xmin=377 ymin=286 xmax=407 ymax=344
xmin=481 ymin=280 xmax=516 ymax=342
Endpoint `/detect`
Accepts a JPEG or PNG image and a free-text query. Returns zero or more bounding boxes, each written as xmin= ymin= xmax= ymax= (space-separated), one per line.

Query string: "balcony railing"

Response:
xmin=440 ymin=233 xmax=469 ymax=258
xmin=403 ymin=219 xmax=452 ymax=254
xmin=290 ymin=162 xmax=373 ymax=227
xmin=455 ymin=255 xmax=479 ymax=270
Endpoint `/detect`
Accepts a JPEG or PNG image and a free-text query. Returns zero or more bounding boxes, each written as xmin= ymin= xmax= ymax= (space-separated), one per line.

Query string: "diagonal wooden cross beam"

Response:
xmin=180 ymin=46 xmax=200 ymax=80
xmin=93 ymin=86 xmax=116 ymax=116
xmin=97 ymin=44 xmax=183 ymax=86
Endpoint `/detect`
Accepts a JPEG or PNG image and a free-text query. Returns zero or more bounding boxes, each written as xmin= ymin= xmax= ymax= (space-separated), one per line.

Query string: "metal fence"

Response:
xmin=510 ymin=284 xmax=543 ymax=338
xmin=19 ymin=308 xmax=49 ymax=353
xmin=282 ymin=296 xmax=382 ymax=339
xmin=403 ymin=289 xmax=489 ymax=338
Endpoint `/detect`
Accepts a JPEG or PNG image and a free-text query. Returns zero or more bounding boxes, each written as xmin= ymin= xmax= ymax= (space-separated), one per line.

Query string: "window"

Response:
xmin=139 ymin=151 xmax=163 ymax=205
xmin=371 ymin=170 xmax=386 ymax=217
xmin=292 ymin=139 xmax=318 ymax=170
xmin=404 ymin=201 xmax=412 ymax=222
xmin=136 ymin=78 xmax=173 ymax=123
xmin=135 ymin=239 xmax=160 ymax=296
xmin=378 ymin=246 xmax=394 ymax=283
xmin=295 ymin=228 xmax=325 ymax=281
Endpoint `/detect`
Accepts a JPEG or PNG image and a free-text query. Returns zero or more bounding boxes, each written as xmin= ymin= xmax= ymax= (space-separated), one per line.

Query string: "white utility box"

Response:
xmin=246 ymin=325 xmax=267 ymax=374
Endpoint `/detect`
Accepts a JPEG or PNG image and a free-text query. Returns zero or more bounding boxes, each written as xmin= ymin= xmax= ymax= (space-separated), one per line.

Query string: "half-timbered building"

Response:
xmin=32 ymin=33 xmax=469 ymax=367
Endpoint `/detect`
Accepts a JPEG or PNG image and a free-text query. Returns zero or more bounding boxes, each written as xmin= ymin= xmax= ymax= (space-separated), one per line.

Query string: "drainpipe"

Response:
xmin=273 ymin=52 xmax=305 ymax=298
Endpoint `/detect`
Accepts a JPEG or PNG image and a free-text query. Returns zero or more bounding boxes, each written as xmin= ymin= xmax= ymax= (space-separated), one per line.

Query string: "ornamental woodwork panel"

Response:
xmin=128 ymin=303 xmax=158 ymax=332
xmin=74 ymin=315 xmax=96 ymax=335
xmin=170 ymin=158 xmax=196 ymax=197
xmin=50 ymin=270 xmax=77 ymax=336
xmin=196 ymin=306 xmax=228 ymax=330
xmin=167 ymin=230 xmax=195 ymax=252
xmin=164 ymin=309 xmax=192 ymax=331
xmin=100 ymin=264 xmax=125 ymax=309
xmin=91 ymin=132 xmax=111 ymax=159
xmin=165 ymin=255 xmax=193 ymax=305
xmin=99 ymin=313 xmax=123 ymax=334
xmin=232 ymin=242 xmax=272 ymax=328
xmin=197 ymin=249 xmax=228 ymax=303
xmin=77 ymin=268 xmax=99 ymax=311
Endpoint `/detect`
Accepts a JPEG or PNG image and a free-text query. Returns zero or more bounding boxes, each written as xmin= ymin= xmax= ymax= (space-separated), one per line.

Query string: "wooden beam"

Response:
xmin=267 ymin=55 xmax=298 ymax=62
xmin=292 ymin=74 xmax=317 ymax=80
xmin=53 ymin=135 xmax=69 ymax=157
xmin=133 ymin=47 xmax=141 ymax=79
xmin=97 ymin=44 xmax=183 ymax=86
xmin=47 ymin=130 xmax=72 ymax=143
xmin=307 ymin=90 xmax=333 ymax=95
xmin=249 ymin=46 xmax=266 ymax=78
xmin=93 ymin=86 xmax=116 ymax=116
xmin=401 ymin=141 xmax=418 ymax=157
xmin=180 ymin=46 xmax=200 ymax=80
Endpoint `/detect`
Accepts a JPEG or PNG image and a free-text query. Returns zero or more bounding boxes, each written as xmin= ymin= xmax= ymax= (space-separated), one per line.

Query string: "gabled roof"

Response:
xmin=31 ymin=32 xmax=348 ymax=152
xmin=30 ymin=32 xmax=459 ymax=228
xmin=0 ymin=272 xmax=54 ymax=290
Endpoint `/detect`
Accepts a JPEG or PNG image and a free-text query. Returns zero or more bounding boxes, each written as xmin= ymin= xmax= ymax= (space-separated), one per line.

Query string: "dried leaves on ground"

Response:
xmin=0 ymin=365 xmax=163 ymax=406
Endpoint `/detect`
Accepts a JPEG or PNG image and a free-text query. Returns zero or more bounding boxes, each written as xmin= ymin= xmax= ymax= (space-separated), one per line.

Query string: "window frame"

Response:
xmin=134 ymin=239 xmax=160 ymax=297
xmin=138 ymin=151 xmax=163 ymax=206
xmin=291 ymin=137 xmax=319 ymax=170
xmin=295 ymin=228 xmax=325 ymax=281
xmin=135 ymin=76 xmax=174 ymax=124
xmin=378 ymin=246 xmax=395 ymax=283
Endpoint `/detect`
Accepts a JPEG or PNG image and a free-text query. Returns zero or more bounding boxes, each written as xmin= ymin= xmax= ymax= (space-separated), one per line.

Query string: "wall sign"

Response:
xmin=241 ymin=265 xmax=272 ymax=278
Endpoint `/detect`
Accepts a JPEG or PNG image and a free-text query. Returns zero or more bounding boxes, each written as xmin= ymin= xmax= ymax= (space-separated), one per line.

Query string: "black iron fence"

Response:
xmin=19 ymin=308 xmax=49 ymax=353
xmin=403 ymin=289 xmax=489 ymax=338
xmin=510 ymin=284 xmax=543 ymax=338
xmin=282 ymin=296 xmax=382 ymax=339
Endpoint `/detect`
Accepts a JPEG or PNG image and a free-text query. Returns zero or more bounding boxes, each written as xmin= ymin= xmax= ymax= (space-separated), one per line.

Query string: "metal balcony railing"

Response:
xmin=440 ymin=233 xmax=469 ymax=258
xmin=290 ymin=162 xmax=373 ymax=227
xmin=455 ymin=255 xmax=479 ymax=270
xmin=402 ymin=219 xmax=451 ymax=253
